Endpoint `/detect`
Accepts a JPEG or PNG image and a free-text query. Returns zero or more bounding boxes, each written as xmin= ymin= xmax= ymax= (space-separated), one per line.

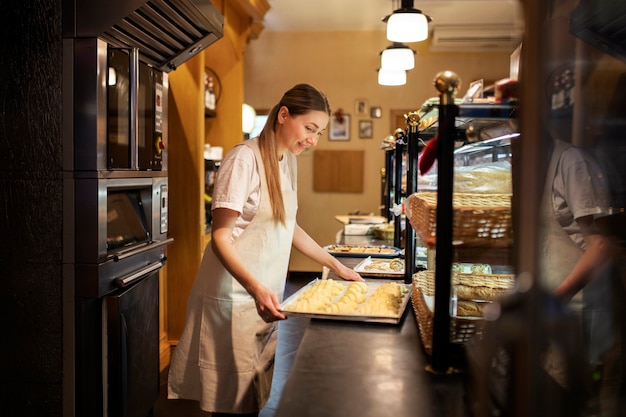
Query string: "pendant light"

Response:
xmin=378 ymin=68 xmax=407 ymax=86
xmin=383 ymin=0 xmax=432 ymax=43
xmin=380 ymin=42 xmax=415 ymax=70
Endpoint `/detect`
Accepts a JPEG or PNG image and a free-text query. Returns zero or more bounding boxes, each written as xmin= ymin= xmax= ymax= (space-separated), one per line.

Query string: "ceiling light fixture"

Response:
xmin=378 ymin=68 xmax=407 ymax=86
xmin=380 ymin=42 xmax=415 ymax=70
xmin=383 ymin=0 xmax=432 ymax=43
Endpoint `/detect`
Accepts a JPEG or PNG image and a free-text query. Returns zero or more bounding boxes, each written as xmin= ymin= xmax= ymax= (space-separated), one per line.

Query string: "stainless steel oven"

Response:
xmin=70 ymin=38 xmax=173 ymax=417
xmin=73 ymin=176 xmax=172 ymax=417
xmin=74 ymin=177 xmax=171 ymax=298
xmin=64 ymin=2 xmax=224 ymax=415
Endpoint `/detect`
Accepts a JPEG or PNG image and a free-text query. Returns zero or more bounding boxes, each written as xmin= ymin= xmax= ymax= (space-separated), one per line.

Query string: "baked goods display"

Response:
xmin=452 ymin=263 xmax=492 ymax=274
xmin=353 ymin=257 xmax=405 ymax=276
xmin=282 ymin=279 xmax=410 ymax=323
xmin=455 ymin=300 xmax=488 ymax=317
xmin=323 ymin=245 xmax=401 ymax=258
xmin=412 ymin=269 xmax=515 ymax=319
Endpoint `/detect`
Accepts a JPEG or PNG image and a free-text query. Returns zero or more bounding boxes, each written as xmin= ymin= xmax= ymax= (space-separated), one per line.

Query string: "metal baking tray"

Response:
xmin=281 ymin=278 xmax=411 ymax=324
xmin=323 ymin=245 xmax=402 ymax=258
xmin=353 ymin=257 xmax=404 ymax=278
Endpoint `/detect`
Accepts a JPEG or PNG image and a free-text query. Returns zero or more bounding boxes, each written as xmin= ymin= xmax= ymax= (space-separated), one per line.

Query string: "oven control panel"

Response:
xmin=160 ymin=184 xmax=168 ymax=234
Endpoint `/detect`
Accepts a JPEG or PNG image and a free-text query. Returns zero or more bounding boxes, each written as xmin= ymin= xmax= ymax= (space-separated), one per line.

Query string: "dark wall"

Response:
xmin=0 ymin=0 xmax=64 ymax=415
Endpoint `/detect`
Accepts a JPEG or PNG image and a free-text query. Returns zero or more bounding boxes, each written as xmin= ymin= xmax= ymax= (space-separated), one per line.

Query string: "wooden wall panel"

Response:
xmin=313 ymin=150 xmax=364 ymax=193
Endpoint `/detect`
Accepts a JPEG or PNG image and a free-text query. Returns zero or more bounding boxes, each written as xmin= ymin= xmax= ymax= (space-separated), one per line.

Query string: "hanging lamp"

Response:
xmin=378 ymin=68 xmax=407 ymax=86
xmin=383 ymin=0 xmax=432 ymax=43
xmin=380 ymin=42 xmax=415 ymax=70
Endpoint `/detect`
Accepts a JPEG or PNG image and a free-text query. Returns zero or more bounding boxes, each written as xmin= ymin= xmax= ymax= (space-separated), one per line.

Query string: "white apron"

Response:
xmin=168 ymin=138 xmax=298 ymax=413
xmin=539 ymin=139 xmax=613 ymax=364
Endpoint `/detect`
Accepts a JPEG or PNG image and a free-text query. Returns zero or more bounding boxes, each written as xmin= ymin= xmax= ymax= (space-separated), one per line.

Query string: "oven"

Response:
xmin=70 ymin=38 xmax=173 ymax=417
xmin=74 ymin=176 xmax=172 ymax=417
xmin=64 ymin=2 xmax=224 ymax=415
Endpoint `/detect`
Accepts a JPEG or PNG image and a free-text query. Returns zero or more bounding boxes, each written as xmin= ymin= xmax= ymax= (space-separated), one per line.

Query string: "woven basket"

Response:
xmin=405 ymin=192 xmax=513 ymax=248
xmin=411 ymin=270 xmax=515 ymax=355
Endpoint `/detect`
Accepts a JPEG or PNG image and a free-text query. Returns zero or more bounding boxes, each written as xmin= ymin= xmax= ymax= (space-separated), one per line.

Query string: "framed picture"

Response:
xmin=354 ymin=98 xmax=368 ymax=116
xmin=329 ymin=114 xmax=350 ymax=141
xmin=204 ymin=67 xmax=221 ymax=117
xmin=370 ymin=106 xmax=382 ymax=119
xmin=358 ymin=120 xmax=373 ymax=139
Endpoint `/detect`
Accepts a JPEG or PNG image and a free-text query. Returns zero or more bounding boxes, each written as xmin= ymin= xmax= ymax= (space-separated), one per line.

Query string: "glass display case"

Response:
xmin=402 ymin=1 xmax=626 ymax=415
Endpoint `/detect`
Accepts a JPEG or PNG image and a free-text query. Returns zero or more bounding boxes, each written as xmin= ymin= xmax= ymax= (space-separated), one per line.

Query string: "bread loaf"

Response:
xmin=456 ymin=300 xmax=485 ymax=317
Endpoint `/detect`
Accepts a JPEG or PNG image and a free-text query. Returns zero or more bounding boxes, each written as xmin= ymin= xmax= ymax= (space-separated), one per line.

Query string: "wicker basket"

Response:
xmin=411 ymin=270 xmax=515 ymax=355
xmin=405 ymin=192 xmax=513 ymax=248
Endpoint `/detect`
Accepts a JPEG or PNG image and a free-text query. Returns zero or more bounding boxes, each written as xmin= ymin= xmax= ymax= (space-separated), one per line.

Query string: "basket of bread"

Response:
xmin=404 ymin=192 xmax=513 ymax=248
xmin=411 ymin=268 xmax=515 ymax=355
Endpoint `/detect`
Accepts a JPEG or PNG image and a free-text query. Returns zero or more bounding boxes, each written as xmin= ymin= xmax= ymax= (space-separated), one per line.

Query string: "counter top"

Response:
xmin=275 ymin=257 xmax=469 ymax=417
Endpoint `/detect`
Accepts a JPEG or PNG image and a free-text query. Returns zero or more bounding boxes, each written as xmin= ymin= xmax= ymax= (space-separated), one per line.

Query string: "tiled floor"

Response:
xmin=152 ymin=274 xmax=313 ymax=417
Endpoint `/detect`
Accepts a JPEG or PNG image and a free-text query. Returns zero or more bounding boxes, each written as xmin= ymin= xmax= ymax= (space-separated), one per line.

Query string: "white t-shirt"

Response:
xmin=552 ymin=144 xmax=609 ymax=249
xmin=211 ymin=142 xmax=294 ymax=240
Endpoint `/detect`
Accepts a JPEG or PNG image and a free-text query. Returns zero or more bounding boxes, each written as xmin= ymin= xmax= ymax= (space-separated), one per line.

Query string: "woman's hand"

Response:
xmin=250 ymin=282 xmax=287 ymax=322
xmin=333 ymin=262 xmax=364 ymax=282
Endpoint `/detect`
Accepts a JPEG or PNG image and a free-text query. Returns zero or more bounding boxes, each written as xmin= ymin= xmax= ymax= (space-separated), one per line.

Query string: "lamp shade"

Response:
xmin=242 ymin=103 xmax=256 ymax=134
xmin=383 ymin=0 xmax=431 ymax=43
xmin=387 ymin=11 xmax=429 ymax=42
xmin=381 ymin=43 xmax=415 ymax=70
xmin=378 ymin=68 xmax=407 ymax=86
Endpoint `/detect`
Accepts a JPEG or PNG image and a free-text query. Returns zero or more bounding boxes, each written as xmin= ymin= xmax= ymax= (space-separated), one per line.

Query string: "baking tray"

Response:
xmin=281 ymin=279 xmax=411 ymax=324
xmin=353 ymin=257 xmax=404 ymax=278
xmin=323 ymin=245 xmax=402 ymax=258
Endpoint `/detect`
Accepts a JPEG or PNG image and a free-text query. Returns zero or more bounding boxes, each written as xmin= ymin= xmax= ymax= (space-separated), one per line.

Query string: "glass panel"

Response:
xmin=138 ymin=62 xmax=158 ymax=170
xmin=532 ymin=0 xmax=626 ymax=413
xmin=107 ymin=190 xmax=150 ymax=251
xmin=107 ymin=48 xmax=131 ymax=169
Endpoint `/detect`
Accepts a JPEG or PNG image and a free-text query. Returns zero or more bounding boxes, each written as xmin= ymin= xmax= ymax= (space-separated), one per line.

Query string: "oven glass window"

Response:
xmin=107 ymin=48 xmax=131 ymax=169
xmin=107 ymin=191 xmax=150 ymax=250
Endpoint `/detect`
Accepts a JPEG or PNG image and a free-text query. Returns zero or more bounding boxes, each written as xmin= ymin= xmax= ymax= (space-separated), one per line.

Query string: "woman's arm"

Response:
xmin=211 ymin=208 xmax=285 ymax=321
xmin=553 ymin=215 xmax=613 ymax=301
xmin=292 ymin=223 xmax=364 ymax=281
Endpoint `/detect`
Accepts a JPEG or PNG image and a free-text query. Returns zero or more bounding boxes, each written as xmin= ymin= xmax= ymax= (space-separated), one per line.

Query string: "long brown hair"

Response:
xmin=257 ymin=84 xmax=330 ymax=224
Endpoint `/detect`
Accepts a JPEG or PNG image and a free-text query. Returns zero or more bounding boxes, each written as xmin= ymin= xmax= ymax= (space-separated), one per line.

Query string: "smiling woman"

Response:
xmin=167 ymin=83 xmax=363 ymax=415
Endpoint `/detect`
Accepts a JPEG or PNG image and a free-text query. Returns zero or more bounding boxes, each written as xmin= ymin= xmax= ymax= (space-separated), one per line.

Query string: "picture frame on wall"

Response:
xmin=358 ymin=120 xmax=373 ymax=139
xmin=355 ymin=98 xmax=368 ymax=116
xmin=204 ymin=67 xmax=221 ymax=117
xmin=329 ymin=114 xmax=350 ymax=141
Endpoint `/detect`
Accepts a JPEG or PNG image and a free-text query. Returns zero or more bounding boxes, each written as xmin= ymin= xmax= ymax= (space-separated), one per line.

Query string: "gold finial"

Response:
xmin=434 ymin=70 xmax=461 ymax=105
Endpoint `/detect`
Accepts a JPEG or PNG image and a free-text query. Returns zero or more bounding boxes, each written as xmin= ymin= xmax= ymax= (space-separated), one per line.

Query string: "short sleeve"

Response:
xmin=559 ymin=147 xmax=609 ymax=221
xmin=211 ymin=145 xmax=260 ymax=215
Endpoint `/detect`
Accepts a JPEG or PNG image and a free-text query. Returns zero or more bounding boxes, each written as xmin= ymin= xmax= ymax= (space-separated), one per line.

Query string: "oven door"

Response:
xmin=104 ymin=269 xmax=160 ymax=417
xmin=107 ymin=46 xmax=164 ymax=171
